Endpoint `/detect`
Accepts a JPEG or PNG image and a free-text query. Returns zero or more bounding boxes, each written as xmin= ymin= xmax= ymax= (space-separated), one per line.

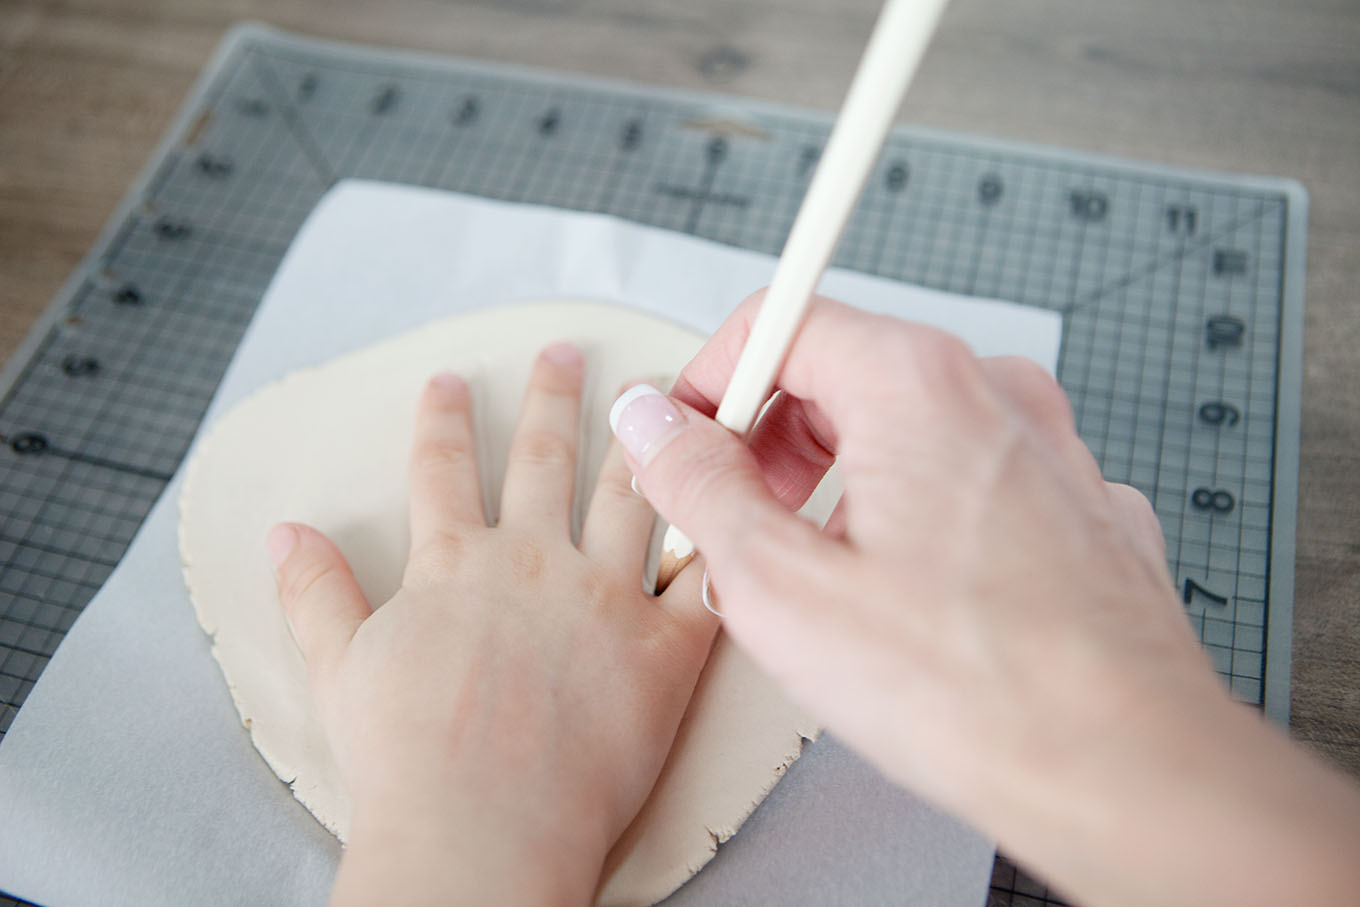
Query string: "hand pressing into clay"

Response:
xmin=266 ymin=344 xmax=716 ymax=907
xmin=613 ymin=292 xmax=1360 ymax=907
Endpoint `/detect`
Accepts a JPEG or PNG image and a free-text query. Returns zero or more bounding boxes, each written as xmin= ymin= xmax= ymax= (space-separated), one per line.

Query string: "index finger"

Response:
xmin=670 ymin=291 xmax=912 ymax=512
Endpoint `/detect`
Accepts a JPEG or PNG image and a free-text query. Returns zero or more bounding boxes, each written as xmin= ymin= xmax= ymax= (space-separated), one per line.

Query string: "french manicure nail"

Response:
xmin=609 ymin=384 xmax=686 ymax=465
xmin=267 ymin=524 xmax=298 ymax=568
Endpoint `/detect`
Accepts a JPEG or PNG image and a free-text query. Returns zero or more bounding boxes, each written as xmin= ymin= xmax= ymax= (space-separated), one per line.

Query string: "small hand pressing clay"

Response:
xmin=179 ymin=300 xmax=822 ymax=906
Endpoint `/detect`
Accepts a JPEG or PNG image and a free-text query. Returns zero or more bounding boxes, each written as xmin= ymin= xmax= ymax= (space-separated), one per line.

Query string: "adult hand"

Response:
xmin=610 ymin=292 xmax=1197 ymax=807
xmin=610 ymin=292 xmax=1360 ymax=907
xmin=267 ymin=345 xmax=716 ymax=906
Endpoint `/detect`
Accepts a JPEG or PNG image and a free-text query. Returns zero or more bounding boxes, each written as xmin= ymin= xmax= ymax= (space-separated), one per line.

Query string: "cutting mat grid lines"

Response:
xmin=0 ymin=25 xmax=1303 ymax=907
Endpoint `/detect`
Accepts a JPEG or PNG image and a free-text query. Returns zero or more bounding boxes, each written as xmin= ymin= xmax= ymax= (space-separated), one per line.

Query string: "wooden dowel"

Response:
xmin=655 ymin=0 xmax=951 ymax=594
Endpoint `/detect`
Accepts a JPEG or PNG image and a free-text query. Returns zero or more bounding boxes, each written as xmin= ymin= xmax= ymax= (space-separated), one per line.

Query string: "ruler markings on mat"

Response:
xmin=0 ymin=25 xmax=1304 ymax=907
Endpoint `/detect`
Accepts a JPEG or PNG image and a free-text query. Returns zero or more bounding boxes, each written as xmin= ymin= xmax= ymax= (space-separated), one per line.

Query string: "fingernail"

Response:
xmin=630 ymin=475 xmax=642 ymax=495
xmin=701 ymin=568 xmax=723 ymax=617
xmin=267 ymin=524 xmax=299 ymax=568
xmin=430 ymin=370 xmax=465 ymax=392
xmin=609 ymin=384 xmax=685 ymax=465
xmin=542 ymin=342 xmax=584 ymax=369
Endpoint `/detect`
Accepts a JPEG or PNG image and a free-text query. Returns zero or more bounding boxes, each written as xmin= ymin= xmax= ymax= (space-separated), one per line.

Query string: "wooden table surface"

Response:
xmin=1 ymin=0 xmax=1356 ymax=786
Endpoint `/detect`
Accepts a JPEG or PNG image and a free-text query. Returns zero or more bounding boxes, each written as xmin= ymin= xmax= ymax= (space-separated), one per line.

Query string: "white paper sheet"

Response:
xmin=0 ymin=182 xmax=1062 ymax=907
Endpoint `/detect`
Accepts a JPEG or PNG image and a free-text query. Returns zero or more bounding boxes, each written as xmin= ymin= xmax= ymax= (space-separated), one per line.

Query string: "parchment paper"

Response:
xmin=0 ymin=182 xmax=1061 ymax=906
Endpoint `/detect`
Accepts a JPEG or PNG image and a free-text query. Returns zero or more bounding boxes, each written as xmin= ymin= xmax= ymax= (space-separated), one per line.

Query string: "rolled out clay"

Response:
xmin=179 ymin=301 xmax=820 ymax=906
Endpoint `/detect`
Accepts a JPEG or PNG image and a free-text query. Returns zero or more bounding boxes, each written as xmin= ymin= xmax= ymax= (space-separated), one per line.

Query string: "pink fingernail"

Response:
xmin=543 ymin=342 xmax=584 ymax=368
xmin=267 ymin=524 xmax=298 ymax=567
xmin=609 ymin=384 xmax=685 ymax=465
xmin=430 ymin=371 xmax=465 ymax=392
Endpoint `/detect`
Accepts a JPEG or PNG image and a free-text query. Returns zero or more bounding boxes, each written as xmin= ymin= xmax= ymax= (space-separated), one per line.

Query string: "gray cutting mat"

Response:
xmin=0 ymin=22 xmax=1305 ymax=907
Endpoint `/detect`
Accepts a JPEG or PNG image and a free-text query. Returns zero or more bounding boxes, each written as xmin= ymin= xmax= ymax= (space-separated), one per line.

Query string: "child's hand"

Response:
xmin=266 ymin=344 xmax=717 ymax=905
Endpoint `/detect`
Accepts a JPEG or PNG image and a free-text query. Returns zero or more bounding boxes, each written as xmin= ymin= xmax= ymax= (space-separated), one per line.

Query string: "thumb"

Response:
xmin=267 ymin=523 xmax=371 ymax=678
xmin=608 ymin=384 xmax=821 ymax=579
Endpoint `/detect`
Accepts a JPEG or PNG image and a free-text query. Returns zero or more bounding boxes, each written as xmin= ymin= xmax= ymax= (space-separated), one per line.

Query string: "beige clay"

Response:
xmin=179 ymin=301 xmax=823 ymax=906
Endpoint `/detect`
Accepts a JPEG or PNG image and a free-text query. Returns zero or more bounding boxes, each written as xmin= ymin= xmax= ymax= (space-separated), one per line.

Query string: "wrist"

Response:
xmin=333 ymin=786 xmax=612 ymax=907
xmin=977 ymin=657 xmax=1360 ymax=907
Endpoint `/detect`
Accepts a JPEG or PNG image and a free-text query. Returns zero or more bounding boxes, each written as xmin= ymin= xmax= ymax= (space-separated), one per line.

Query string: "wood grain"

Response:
xmin=1 ymin=0 xmax=1356 ymax=787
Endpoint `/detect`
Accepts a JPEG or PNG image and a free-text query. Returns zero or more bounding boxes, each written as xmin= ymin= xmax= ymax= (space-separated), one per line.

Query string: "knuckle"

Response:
xmin=404 ymin=528 xmax=467 ymax=581
xmin=657 ymin=442 xmax=764 ymax=548
xmin=838 ymin=321 xmax=986 ymax=420
xmin=529 ymin=362 xmax=583 ymax=397
xmin=1112 ymin=479 xmax=1153 ymax=507
xmin=1112 ymin=482 xmax=1159 ymax=522
xmin=900 ymin=326 xmax=977 ymax=383
xmin=501 ymin=534 xmax=547 ymax=581
xmin=994 ymin=356 xmax=1072 ymax=425
xmin=510 ymin=429 xmax=575 ymax=468
xmin=594 ymin=470 xmax=643 ymax=510
xmin=992 ymin=353 xmax=1044 ymax=381
xmin=729 ymin=506 xmax=788 ymax=567
xmin=838 ymin=317 xmax=978 ymax=395
xmin=281 ymin=556 xmax=334 ymax=610
xmin=575 ymin=569 xmax=614 ymax=617
xmin=412 ymin=437 xmax=476 ymax=476
xmin=826 ymin=312 xmax=893 ymax=362
xmin=669 ymin=440 xmax=745 ymax=502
